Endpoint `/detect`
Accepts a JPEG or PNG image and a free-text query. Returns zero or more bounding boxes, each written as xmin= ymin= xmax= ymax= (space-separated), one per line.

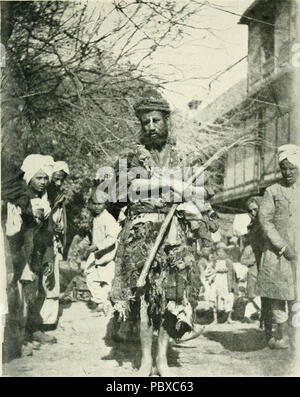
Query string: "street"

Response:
xmin=3 ymin=302 xmax=298 ymax=377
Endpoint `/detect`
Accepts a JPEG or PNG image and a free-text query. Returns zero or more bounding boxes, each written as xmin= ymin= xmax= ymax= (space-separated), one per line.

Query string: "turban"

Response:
xmin=21 ymin=154 xmax=54 ymax=184
xmin=278 ymin=144 xmax=300 ymax=169
xmin=229 ymin=236 xmax=238 ymax=244
xmin=134 ymin=89 xmax=170 ymax=118
xmin=95 ymin=189 xmax=109 ymax=204
xmin=216 ymin=242 xmax=227 ymax=250
xmin=245 ymin=195 xmax=262 ymax=209
xmin=52 ymin=161 xmax=69 ymax=176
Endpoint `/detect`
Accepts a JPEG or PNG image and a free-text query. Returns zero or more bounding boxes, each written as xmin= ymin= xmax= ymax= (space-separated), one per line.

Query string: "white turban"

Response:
xmin=52 ymin=161 xmax=69 ymax=176
xmin=21 ymin=154 xmax=54 ymax=184
xmin=278 ymin=144 xmax=300 ymax=169
xmin=95 ymin=189 xmax=109 ymax=204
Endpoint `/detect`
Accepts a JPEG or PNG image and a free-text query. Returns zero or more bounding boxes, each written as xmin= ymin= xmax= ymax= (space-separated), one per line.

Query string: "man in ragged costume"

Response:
xmin=110 ymin=90 xmax=217 ymax=376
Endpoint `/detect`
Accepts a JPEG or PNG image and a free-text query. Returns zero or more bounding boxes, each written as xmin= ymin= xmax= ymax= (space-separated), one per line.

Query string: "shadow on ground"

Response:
xmin=102 ymin=317 xmax=180 ymax=370
xmin=204 ymin=327 xmax=267 ymax=352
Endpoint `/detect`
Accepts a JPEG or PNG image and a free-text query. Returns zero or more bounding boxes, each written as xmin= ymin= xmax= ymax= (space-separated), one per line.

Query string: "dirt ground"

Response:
xmin=3 ymin=302 xmax=299 ymax=377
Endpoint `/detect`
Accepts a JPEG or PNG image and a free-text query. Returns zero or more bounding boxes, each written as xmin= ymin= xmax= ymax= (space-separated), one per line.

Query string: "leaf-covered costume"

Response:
xmin=110 ymin=141 xmax=214 ymax=338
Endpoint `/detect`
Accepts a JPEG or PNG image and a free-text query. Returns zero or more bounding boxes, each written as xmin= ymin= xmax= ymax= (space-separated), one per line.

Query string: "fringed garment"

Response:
xmin=110 ymin=142 xmax=210 ymax=338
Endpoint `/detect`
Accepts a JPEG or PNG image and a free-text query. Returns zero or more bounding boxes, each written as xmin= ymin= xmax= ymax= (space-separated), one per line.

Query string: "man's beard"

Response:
xmin=140 ymin=130 xmax=169 ymax=151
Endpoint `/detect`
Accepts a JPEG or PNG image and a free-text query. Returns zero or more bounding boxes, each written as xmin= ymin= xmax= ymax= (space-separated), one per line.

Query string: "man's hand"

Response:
xmin=87 ymin=244 xmax=98 ymax=253
xmin=33 ymin=208 xmax=44 ymax=223
xmin=283 ymin=246 xmax=297 ymax=262
xmin=53 ymin=223 xmax=64 ymax=234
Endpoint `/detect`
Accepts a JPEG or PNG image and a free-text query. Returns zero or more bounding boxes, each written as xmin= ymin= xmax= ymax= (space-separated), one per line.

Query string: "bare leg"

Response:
xmin=212 ymin=307 xmax=218 ymax=324
xmin=226 ymin=311 xmax=235 ymax=324
xmin=226 ymin=294 xmax=235 ymax=324
xmin=138 ymin=296 xmax=153 ymax=376
xmin=156 ymin=326 xmax=171 ymax=377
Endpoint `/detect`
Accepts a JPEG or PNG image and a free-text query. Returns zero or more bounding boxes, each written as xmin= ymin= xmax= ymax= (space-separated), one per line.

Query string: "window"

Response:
xmin=260 ymin=6 xmax=275 ymax=77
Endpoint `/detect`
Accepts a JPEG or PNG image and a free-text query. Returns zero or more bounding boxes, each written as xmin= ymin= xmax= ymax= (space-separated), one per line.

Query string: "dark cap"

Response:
xmin=134 ymin=89 xmax=170 ymax=118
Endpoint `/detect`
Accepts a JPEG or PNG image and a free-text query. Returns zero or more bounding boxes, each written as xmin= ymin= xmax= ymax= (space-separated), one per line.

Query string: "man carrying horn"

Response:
xmin=110 ymin=90 xmax=217 ymax=376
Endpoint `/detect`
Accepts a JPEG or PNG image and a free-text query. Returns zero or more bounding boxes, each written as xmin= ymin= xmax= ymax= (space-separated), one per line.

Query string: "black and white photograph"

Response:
xmin=1 ymin=0 xmax=300 ymax=378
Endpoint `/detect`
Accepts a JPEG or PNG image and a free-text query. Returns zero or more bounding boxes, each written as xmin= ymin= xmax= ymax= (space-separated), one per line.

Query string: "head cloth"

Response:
xmin=53 ymin=161 xmax=70 ymax=177
xmin=278 ymin=144 xmax=300 ymax=169
xmin=246 ymin=195 xmax=263 ymax=209
xmin=21 ymin=154 xmax=54 ymax=185
xmin=134 ymin=88 xmax=170 ymax=118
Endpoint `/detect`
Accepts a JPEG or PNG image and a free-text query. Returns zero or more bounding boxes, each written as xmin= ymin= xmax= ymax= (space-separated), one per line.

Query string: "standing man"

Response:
xmin=258 ymin=144 xmax=300 ymax=349
xmin=110 ymin=90 xmax=216 ymax=376
xmin=20 ymin=154 xmax=57 ymax=345
xmin=40 ymin=161 xmax=69 ymax=326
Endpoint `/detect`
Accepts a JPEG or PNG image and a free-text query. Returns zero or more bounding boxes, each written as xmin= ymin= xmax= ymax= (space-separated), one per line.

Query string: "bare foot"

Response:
xmin=226 ymin=318 xmax=235 ymax=324
xmin=150 ymin=366 xmax=159 ymax=376
xmin=156 ymin=358 xmax=173 ymax=377
xmin=137 ymin=358 xmax=153 ymax=377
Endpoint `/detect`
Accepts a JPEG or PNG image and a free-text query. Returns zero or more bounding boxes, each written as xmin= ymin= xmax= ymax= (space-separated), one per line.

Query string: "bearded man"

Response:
xmin=109 ymin=90 xmax=216 ymax=376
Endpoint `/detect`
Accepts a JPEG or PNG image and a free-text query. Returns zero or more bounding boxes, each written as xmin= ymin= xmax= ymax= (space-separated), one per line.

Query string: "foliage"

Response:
xmin=2 ymin=0 xmax=248 ymax=237
xmin=2 ymin=1 xmax=154 ymax=237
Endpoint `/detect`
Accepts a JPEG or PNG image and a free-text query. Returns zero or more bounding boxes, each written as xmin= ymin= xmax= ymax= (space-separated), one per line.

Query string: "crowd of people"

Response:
xmin=1 ymin=91 xmax=300 ymax=376
xmin=2 ymin=156 xmax=69 ymax=356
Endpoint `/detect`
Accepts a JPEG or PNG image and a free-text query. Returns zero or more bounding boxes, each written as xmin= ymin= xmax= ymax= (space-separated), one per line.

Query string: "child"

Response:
xmin=85 ymin=189 xmax=121 ymax=314
xmin=213 ymin=242 xmax=237 ymax=324
xmin=203 ymin=258 xmax=218 ymax=323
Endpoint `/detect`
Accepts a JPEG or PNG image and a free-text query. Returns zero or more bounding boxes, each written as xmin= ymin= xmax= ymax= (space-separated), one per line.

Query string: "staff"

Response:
xmin=137 ymin=136 xmax=255 ymax=289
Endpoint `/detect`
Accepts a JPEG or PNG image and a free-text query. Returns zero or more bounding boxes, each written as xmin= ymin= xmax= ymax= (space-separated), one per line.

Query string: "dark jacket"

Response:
xmin=48 ymin=182 xmax=68 ymax=256
xmin=240 ymin=220 xmax=264 ymax=298
xmin=26 ymin=186 xmax=54 ymax=272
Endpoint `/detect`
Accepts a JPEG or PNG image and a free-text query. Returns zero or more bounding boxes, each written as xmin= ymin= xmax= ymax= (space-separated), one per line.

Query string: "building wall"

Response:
xmin=212 ymin=0 xmax=295 ymax=207
xmin=248 ymin=1 xmax=292 ymax=90
xmin=275 ymin=0 xmax=291 ymax=72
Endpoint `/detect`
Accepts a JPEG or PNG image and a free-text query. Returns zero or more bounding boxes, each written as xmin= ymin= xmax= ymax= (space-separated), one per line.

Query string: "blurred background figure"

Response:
xmin=40 ymin=161 xmax=70 ymax=327
xmin=85 ymin=188 xmax=121 ymax=314
xmin=213 ymin=242 xmax=237 ymax=324
xmin=226 ymin=236 xmax=241 ymax=264
xmin=240 ymin=196 xmax=271 ymax=333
